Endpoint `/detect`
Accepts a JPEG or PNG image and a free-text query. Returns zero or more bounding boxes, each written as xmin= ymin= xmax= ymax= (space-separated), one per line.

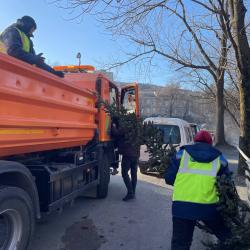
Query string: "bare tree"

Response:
xmin=185 ymin=68 xmax=240 ymax=127
xmin=216 ymin=0 xmax=250 ymax=174
xmin=55 ymin=0 xmax=235 ymax=144
xmin=159 ymin=83 xmax=181 ymax=117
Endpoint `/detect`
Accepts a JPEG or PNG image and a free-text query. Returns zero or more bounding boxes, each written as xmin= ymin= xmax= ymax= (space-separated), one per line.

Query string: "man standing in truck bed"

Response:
xmin=0 ymin=16 xmax=63 ymax=77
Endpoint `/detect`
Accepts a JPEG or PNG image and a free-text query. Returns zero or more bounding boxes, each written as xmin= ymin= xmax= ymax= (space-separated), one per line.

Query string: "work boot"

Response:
xmin=111 ymin=168 xmax=119 ymax=175
xmin=54 ymin=71 xmax=64 ymax=78
xmin=132 ymin=185 xmax=136 ymax=196
xmin=122 ymin=193 xmax=135 ymax=201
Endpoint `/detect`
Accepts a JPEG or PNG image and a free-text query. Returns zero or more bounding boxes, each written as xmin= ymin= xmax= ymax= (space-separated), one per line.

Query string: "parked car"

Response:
xmin=139 ymin=117 xmax=194 ymax=174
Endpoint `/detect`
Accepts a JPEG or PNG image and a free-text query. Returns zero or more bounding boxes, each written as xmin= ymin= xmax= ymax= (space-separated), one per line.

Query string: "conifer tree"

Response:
xmin=198 ymin=170 xmax=250 ymax=249
xmin=99 ymin=98 xmax=176 ymax=175
xmin=101 ymin=98 xmax=250 ymax=250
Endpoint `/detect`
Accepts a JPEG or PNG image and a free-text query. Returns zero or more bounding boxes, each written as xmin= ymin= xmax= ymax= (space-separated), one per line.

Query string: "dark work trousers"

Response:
xmin=171 ymin=216 xmax=231 ymax=250
xmin=121 ymin=156 xmax=138 ymax=195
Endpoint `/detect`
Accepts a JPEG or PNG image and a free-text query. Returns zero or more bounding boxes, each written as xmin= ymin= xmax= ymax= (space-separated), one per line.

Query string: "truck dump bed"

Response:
xmin=0 ymin=54 xmax=97 ymax=157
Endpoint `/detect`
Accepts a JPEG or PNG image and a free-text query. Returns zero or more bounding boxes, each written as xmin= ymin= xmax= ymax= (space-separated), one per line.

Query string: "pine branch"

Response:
xmin=200 ymin=173 xmax=250 ymax=250
xmin=98 ymin=97 xmax=176 ymax=175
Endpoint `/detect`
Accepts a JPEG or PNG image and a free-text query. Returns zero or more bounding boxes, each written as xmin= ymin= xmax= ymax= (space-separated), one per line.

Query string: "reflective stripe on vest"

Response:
xmin=173 ymin=150 xmax=220 ymax=204
xmin=15 ymin=28 xmax=30 ymax=53
xmin=0 ymin=40 xmax=7 ymax=54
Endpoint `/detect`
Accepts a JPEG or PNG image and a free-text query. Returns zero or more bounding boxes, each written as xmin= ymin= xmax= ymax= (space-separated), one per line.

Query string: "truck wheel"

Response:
xmin=0 ymin=186 xmax=35 ymax=250
xmin=96 ymin=156 xmax=110 ymax=198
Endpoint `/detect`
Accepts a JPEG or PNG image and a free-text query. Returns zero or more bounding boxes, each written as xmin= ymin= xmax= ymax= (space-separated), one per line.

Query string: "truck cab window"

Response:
xmin=123 ymin=90 xmax=136 ymax=113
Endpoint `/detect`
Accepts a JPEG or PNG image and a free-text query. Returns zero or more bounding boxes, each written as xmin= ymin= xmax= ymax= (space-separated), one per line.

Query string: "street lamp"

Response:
xmin=76 ymin=52 xmax=81 ymax=67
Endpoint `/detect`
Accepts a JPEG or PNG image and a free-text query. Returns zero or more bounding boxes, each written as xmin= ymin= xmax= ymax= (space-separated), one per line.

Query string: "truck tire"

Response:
xmin=96 ymin=155 xmax=110 ymax=198
xmin=0 ymin=186 xmax=35 ymax=250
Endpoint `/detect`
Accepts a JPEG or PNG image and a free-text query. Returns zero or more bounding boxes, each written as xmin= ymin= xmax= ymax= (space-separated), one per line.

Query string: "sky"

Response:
xmin=0 ymin=0 xmax=174 ymax=85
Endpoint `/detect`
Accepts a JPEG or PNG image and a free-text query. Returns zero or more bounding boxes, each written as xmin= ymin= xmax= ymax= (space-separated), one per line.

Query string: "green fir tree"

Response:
xmin=100 ymin=97 xmax=250 ymax=250
xmin=198 ymin=169 xmax=250 ymax=250
xmin=98 ymin=98 xmax=176 ymax=175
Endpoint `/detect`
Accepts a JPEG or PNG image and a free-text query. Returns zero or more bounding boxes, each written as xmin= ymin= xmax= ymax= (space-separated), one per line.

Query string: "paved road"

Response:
xmin=216 ymin=145 xmax=239 ymax=174
xmin=30 ymin=173 xmax=207 ymax=250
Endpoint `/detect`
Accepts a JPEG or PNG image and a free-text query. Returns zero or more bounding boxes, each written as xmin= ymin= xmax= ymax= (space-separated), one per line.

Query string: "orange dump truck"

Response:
xmin=0 ymin=53 xmax=139 ymax=250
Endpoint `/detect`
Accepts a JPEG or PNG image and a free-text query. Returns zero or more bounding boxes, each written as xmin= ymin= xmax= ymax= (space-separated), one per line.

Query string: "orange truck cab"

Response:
xmin=0 ymin=53 xmax=139 ymax=250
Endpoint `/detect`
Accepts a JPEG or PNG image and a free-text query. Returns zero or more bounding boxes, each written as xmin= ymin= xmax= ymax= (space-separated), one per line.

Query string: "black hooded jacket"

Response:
xmin=0 ymin=16 xmax=39 ymax=65
xmin=111 ymin=125 xmax=140 ymax=158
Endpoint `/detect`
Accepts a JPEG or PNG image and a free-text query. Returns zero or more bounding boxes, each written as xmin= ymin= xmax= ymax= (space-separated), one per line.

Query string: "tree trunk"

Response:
xmin=227 ymin=0 xmax=250 ymax=175
xmin=214 ymin=11 xmax=227 ymax=145
xmin=238 ymin=76 xmax=250 ymax=175
xmin=215 ymin=77 xmax=226 ymax=145
xmin=169 ymin=98 xmax=173 ymax=117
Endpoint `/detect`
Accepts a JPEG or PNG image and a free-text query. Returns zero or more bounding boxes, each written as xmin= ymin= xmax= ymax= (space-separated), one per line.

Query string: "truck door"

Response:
xmin=97 ymin=78 xmax=119 ymax=142
xmin=121 ymin=83 xmax=140 ymax=117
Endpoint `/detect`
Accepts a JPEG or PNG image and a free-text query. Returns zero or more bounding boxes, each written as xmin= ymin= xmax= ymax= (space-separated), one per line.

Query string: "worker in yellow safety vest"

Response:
xmin=165 ymin=130 xmax=231 ymax=250
xmin=0 ymin=16 xmax=63 ymax=77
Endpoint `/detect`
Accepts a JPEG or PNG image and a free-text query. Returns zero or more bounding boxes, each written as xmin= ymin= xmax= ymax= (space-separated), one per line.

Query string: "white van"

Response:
xmin=189 ymin=123 xmax=200 ymax=138
xmin=139 ymin=117 xmax=194 ymax=173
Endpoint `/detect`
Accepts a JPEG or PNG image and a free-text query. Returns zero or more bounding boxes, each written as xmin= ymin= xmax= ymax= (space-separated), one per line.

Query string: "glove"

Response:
xmin=36 ymin=53 xmax=45 ymax=65
xmin=53 ymin=70 xmax=64 ymax=78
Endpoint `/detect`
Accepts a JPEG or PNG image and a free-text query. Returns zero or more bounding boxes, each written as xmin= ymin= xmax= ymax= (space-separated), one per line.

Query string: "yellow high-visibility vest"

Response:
xmin=173 ymin=150 xmax=220 ymax=204
xmin=15 ymin=27 xmax=30 ymax=53
xmin=0 ymin=27 xmax=30 ymax=54
xmin=0 ymin=40 xmax=7 ymax=53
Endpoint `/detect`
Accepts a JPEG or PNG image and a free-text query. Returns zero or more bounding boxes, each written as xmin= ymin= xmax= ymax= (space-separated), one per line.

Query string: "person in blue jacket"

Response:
xmin=165 ymin=130 xmax=231 ymax=250
xmin=0 ymin=16 xmax=63 ymax=77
